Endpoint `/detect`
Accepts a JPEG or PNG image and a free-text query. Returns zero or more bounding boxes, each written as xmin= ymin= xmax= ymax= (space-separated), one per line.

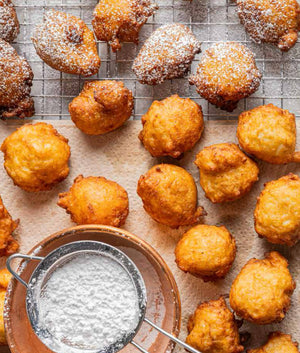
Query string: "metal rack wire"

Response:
xmin=12 ymin=0 xmax=300 ymax=120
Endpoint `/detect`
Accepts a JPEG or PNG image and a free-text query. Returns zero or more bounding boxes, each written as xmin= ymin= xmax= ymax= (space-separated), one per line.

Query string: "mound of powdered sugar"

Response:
xmin=37 ymin=253 xmax=140 ymax=353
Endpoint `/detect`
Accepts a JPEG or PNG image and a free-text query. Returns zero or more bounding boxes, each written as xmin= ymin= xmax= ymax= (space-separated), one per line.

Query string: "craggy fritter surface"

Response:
xmin=175 ymin=225 xmax=236 ymax=281
xmin=254 ymin=173 xmax=300 ymax=246
xmin=0 ymin=0 xmax=19 ymax=42
xmin=0 ymin=269 xmax=12 ymax=345
xmin=139 ymin=95 xmax=204 ymax=158
xmin=58 ymin=175 xmax=129 ymax=226
xmin=0 ymin=196 xmax=19 ymax=257
xmin=32 ymin=9 xmax=101 ymax=77
xmin=92 ymin=0 xmax=158 ymax=52
xmin=194 ymin=143 xmax=259 ymax=203
xmin=236 ymin=0 xmax=300 ymax=51
xmin=189 ymin=42 xmax=261 ymax=112
xmin=132 ymin=23 xmax=201 ymax=85
xmin=237 ymin=104 xmax=300 ymax=164
xmin=69 ymin=80 xmax=133 ymax=135
xmin=186 ymin=297 xmax=244 ymax=353
xmin=1 ymin=122 xmax=71 ymax=192
xmin=137 ymin=164 xmax=205 ymax=228
xmin=0 ymin=39 xmax=34 ymax=118
xmin=247 ymin=332 xmax=299 ymax=353
xmin=229 ymin=252 xmax=296 ymax=325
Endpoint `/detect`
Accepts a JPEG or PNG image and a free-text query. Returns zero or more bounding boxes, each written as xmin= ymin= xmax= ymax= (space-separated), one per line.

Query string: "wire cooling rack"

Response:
xmin=12 ymin=0 xmax=300 ymax=120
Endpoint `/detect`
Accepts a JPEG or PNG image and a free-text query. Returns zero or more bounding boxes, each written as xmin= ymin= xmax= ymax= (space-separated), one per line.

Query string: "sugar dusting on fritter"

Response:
xmin=132 ymin=23 xmax=201 ymax=85
xmin=32 ymin=9 xmax=100 ymax=77
xmin=189 ymin=42 xmax=261 ymax=111
xmin=0 ymin=0 xmax=19 ymax=42
xmin=93 ymin=0 xmax=158 ymax=51
xmin=236 ymin=0 xmax=300 ymax=50
xmin=0 ymin=39 xmax=34 ymax=118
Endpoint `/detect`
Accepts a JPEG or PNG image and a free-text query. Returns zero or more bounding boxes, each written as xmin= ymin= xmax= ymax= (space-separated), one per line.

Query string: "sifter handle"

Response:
xmin=6 ymin=253 xmax=44 ymax=288
xmin=130 ymin=317 xmax=202 ymax=353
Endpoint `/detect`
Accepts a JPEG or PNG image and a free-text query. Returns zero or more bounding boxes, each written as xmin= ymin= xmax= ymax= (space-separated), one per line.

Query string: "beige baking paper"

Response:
xmin=0 ymin=120 xmax=299 ymax=352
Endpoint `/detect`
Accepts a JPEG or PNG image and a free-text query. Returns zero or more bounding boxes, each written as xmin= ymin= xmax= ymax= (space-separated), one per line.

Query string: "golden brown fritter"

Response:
xmin=175 ymin=225 xmax=236 ymax=281
xmin=229 ymin=252 xmax=296 ymax=325
xmin=237 ymin=104 xmax=300 ymax=164
xmin=236 ymin=0 xmax=300 ymax=52
xmin=0 ymin=197 xmax=19 ymax=257
xmin=0 ymin=0 xmax=19 ymax=43
xmin=132 ymin=23 xmax=201 ymax=85
xmin=32 ymin=9 xmax=100 ymax=77
xmin=186 ymin=297 xmax=244 ymax=353
xmin=189 ymin=42 xmax=261 ymax=112
xmin=247 ymin=332 xmax=299 ymax=353
xmin=137 ymin=164 xmax=205 ymax=228
xmin=0 ymin=39 xmax=34 ymax=118
xmin=254 ymin=173 xmax=300 ymax=246
xmin=69 ymin=80 xmax=133 ymax=135
xmin=1 ymin=122 xmax=71 ymax=192
xmin=194 ymin=143 xmax=259 ymax=203
xmin=0 ymin=268 xmax=12 ymax=345
xmin=58 ymin=175 xmax=129 ymax=226
xmin=139 ymin=95 xmax=204 ymax=158
xmin=92 ymin=0 xmax=158 ymax=52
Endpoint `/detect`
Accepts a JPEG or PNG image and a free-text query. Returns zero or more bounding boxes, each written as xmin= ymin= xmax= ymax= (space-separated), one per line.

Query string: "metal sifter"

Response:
xmin=7 ymin=241 xmax=202 ymax=353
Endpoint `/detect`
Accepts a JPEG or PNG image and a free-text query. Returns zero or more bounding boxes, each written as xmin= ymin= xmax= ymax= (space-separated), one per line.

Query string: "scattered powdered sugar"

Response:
xmin=0 ymin=0 xmax=19 ymax=43
xmin=236 ymin=0 xmax=300 ymax=49
xmin=132 ymin=23 xmax=201 ymax=85
xmin=36 ymin=253 xmax=140 ymax=353
xmin=32 ymin=9 xmax=100 ymax=77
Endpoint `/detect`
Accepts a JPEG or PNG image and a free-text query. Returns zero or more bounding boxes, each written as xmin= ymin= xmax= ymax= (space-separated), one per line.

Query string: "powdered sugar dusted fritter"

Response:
xmin=0 ymin=39 xmax=34 ymax=118
xmin=93 ymin=0 xmax=158 ymax=52
xmin=32 ymin=9 xmax=101 ymax=77
xmin=0 ymin=0 xmax=19 ymax=42
xmin=236 ymin=0 xmax=300 ymax=52
xmin=132 ymin=23 xmax=201 ymax=85
xmin=189 ymin=42 xmax=261 ymax=112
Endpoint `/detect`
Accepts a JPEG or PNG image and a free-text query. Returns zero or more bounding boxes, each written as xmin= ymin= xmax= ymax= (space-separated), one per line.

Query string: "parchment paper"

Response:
xmin=0 ymin=120 xmax=299 ymax=352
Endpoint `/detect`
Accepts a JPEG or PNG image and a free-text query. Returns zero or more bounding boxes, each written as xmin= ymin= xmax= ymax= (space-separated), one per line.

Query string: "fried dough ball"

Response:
xmin=0 ymin=269 xmax=11 ymax=345
xmin=92 ymin=0 xmax=158 ymax=52
xmin=254 ymin=173 xmax=300 ymax=246
xmin=0 ymin=0 xmax=19 ymax=42
xmin=0 ymin=39 xmax=34 ymax=118
xmin=69 ymin=80 xmax=133 ymax=135
xmin=132 ymin=24 xmax=201 ymax=85
xmin=175 ymin=225 xmax=236 ymax=281
xmin=32 ymin=9 xmax=100 ymax=77
xmin=236 ymin=0 xmax=300 ymax=52
xmin=186 ymin=297 xmax=244 ymax=353
xmin=237 ymin=104 xmax=300 ymax=164
xmin=229 ymin=252 xmax=296 ymax=325
xmin=247 ymin=332 xmax=299 ymax=353
xmin=189 ymin=42 xmax=261 ymax=112
xmin=139 ymin=95 xmax=204 ymax=158
xmin=0 ymin=197 xmax=19 ymax=257
xmin=137 ymin=164 xmax=205 ymax=228
xmin=194 ymin=143 xmax=259 ymax=203
xmin=58 ymin=175 xmax=129 ymax=226
xmin=1 ymin=122 xmax=71 ymax=192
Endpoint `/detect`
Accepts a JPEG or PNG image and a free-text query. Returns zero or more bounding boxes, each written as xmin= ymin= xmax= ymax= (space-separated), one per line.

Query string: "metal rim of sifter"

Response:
xmin=7 ymin=241 xmax=201 ymax=353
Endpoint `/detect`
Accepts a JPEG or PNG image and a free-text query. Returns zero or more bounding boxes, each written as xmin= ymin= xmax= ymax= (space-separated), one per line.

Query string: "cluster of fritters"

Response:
xmin=1 ymin=0 xmax=300 ymax=119
xmin=0 ymin=102 xmax=299 ymax=351
xmin=0 ymin=0 xmax=299 ymax=351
